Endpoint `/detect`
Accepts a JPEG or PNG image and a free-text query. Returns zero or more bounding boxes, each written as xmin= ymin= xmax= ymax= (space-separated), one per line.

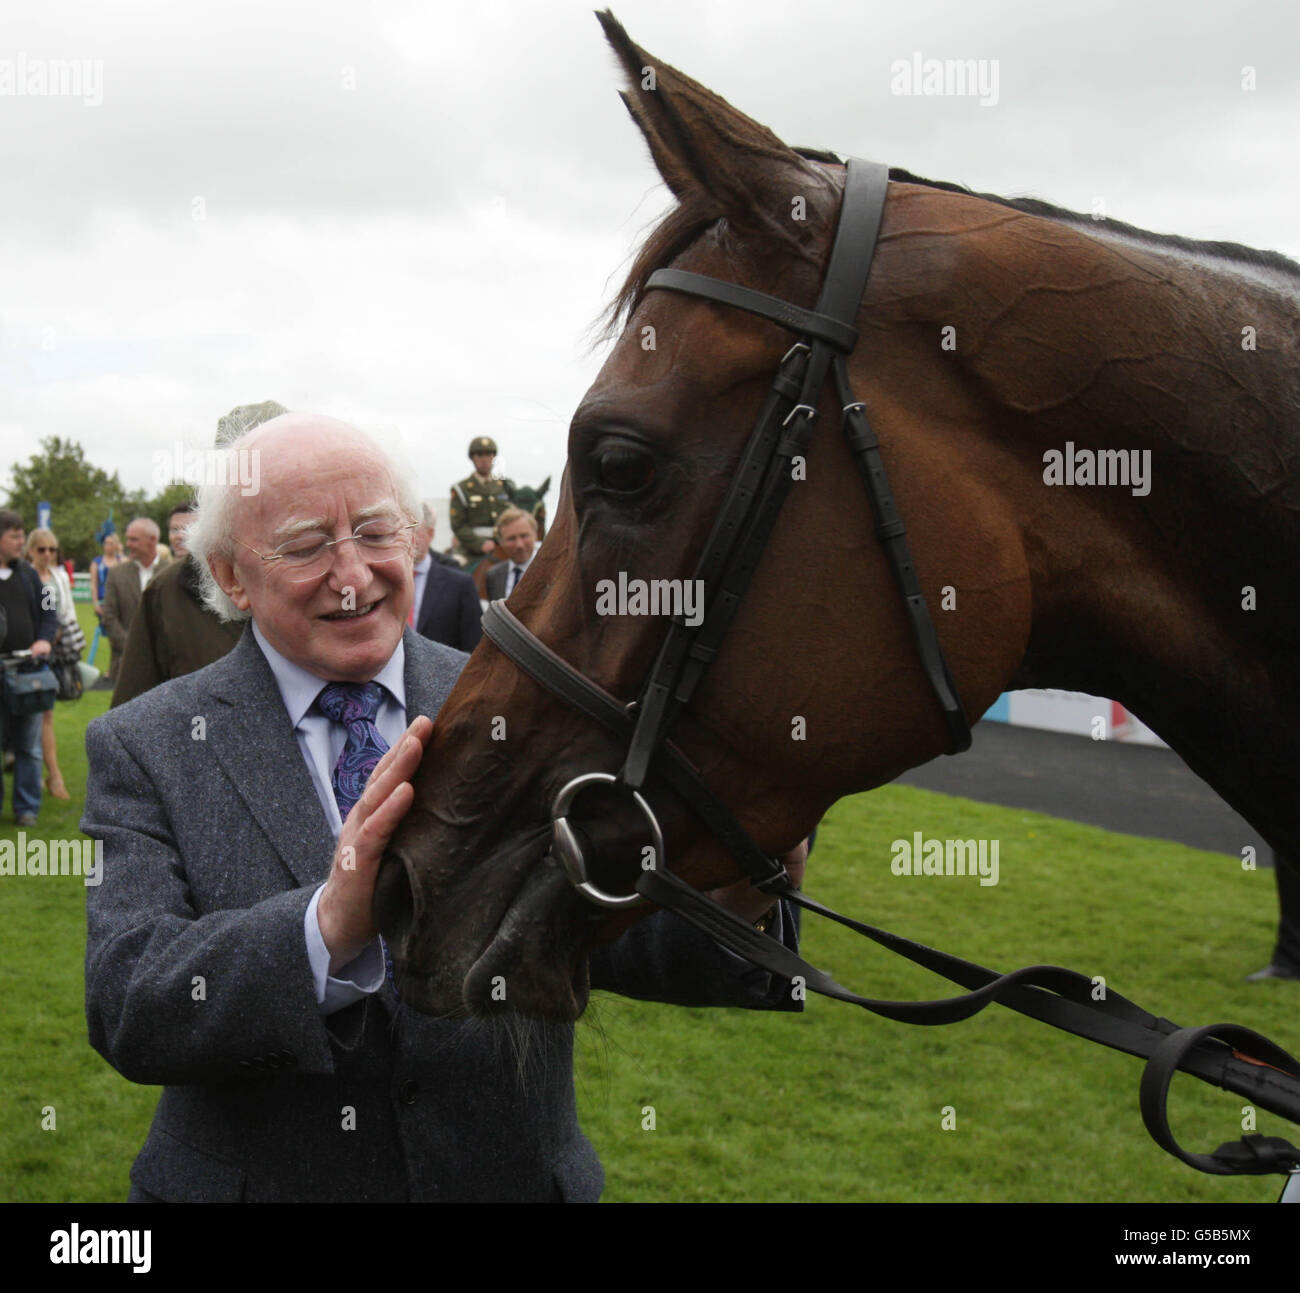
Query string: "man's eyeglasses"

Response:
xmin=234 ymin=517 xmax=417 ymax=583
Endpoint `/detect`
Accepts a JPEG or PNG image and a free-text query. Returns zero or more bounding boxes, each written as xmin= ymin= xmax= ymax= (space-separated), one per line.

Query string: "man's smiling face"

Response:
xmin=211 ymin=417 xmax=415 ymax=682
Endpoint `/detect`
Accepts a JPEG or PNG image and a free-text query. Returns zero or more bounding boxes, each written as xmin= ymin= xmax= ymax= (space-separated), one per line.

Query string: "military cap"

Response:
xmin=469 ymin=436 xmax=498 ymax=457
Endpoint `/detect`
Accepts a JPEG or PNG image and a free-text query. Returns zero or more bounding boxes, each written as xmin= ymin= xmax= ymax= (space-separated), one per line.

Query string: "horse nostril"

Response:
xmin=374 ymin=855 xmax=415 ymax=948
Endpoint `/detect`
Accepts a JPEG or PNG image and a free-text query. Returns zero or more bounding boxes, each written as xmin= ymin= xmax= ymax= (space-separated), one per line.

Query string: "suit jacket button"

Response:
xmin=251 ymin=1056 xmax=268 ymax=1070
xmin=398 ymin=1080 xmax=419 ymax=1105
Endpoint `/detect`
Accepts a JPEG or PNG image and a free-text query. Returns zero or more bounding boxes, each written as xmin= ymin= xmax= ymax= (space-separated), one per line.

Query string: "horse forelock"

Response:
xmin=600 ymin=188 xmax=724 ymax=338
xmin=600 ymin=175 xmax=837 ymax=342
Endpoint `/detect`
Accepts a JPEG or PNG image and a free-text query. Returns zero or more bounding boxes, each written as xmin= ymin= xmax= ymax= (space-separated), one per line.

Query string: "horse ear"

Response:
xmin=539 ymin=476 xmax=551 ymax=496
xmin=597 ymin=10 xmax=818 ymax=237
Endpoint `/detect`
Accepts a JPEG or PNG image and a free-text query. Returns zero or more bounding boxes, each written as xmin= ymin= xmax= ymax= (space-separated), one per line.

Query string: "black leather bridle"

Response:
xmin=479 ymin=157 xmax=1300 ymax=1183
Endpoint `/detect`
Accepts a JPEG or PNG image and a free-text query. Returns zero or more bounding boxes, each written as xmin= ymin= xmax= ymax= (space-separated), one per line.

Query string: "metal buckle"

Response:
xmin=780 ymin=341 xmax=811 ymax=366
xmin=550 ymin=772 xmax=664 ymax=910
xmin=781 ymin=403 xmax=817 ymax=428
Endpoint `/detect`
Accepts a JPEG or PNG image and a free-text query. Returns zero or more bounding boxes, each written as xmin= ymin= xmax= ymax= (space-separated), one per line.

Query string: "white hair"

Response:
xmin=187 ymin=416 xmax=420 ymax=622
xmin=128 ymin=516 xmax=160 ymax=539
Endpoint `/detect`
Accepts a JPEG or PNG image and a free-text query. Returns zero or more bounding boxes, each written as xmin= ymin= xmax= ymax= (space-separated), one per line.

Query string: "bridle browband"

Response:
xmin=478 ymin=158 xmax=1300 ymax=1183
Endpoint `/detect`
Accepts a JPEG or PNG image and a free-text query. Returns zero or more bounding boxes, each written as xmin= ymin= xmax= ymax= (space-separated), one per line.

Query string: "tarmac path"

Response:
xmin=894 ymin=720 xmax=1271 ymax=863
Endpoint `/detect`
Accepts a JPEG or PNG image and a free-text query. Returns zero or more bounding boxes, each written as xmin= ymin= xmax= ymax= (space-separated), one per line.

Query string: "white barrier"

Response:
xmin=982 ymin=689 xmax=1166 ymax=747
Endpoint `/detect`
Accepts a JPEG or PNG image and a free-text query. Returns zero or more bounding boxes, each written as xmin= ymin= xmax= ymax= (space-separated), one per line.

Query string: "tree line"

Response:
xmin=5 ymin=437 xmax=195 ymax=568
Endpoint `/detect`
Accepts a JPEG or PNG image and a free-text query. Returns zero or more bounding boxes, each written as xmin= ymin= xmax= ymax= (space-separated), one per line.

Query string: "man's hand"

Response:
xmin=30 ymin=638 xmax=52 ymax=659
xmin=706 ymin=838 xmax=808 ymax=925
xmin=316 ymin=716 xmax=432 ymax=974
xmin=481 ymin=538 xmax=497 ymax=555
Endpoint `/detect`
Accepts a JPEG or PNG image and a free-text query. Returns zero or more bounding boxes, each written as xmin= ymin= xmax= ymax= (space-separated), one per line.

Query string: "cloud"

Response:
xmin=2 ymin=0 xmax=1296 ymax=511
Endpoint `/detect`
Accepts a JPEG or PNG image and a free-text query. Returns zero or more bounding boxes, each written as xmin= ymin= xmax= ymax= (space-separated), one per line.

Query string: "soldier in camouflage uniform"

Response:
xmin=450 ymin=436 xmax=516 ymax=561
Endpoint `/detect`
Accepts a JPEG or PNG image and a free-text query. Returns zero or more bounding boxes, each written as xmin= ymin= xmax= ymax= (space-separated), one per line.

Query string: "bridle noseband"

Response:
xmin=476 ymin=158 xmax=1300 ymax=1180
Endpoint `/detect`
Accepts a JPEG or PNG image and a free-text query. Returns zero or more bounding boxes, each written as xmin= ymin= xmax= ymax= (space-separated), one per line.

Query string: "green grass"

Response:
xmin=1 ymin=603 xmax=134 ymax=1202
xmin=579 ymin=795 xmax=1296 ymax=1202
xmin=1 ymin=607 xmax=1294 ymax=1200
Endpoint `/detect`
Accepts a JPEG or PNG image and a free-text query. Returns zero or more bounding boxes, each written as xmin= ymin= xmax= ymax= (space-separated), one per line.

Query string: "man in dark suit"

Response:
xmin=484 ymin=506 xmax=539 ymax=601
xmin=83 ymin=414 xmax=801 ymax=1202
xmin=411 ymin=501 xmax=481 ymax=651
xmin=101 ymin=516 xmax=172 ymax=687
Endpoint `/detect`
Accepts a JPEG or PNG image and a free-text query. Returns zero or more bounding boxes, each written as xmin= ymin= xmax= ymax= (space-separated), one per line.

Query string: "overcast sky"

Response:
xmin=2 ymin=0 xmax=1295 ymax=537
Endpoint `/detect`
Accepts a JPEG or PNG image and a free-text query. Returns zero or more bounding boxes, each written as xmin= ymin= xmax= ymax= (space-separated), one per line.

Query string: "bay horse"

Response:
xmin=376 ymin=13 xmax=1300 ymax=1052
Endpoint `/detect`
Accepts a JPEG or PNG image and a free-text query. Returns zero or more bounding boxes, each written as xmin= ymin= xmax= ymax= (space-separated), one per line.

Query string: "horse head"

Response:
xmin=377 ymin=12 xmax=1300 ymax=1021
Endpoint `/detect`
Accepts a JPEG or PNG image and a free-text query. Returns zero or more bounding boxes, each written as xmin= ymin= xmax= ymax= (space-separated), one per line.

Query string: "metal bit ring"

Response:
xmin=550 ymin=772 xmax=664 ymax=910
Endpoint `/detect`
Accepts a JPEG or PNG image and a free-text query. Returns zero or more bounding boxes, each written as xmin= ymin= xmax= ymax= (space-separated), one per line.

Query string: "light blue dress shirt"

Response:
xmin=251 ymin=622 xmax=406 ymax=1015
xmin=412 ymin=551 xmax=431 ymax=624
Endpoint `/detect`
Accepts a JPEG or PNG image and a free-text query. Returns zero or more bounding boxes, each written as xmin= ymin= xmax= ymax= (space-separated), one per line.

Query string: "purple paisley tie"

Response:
xmin=317 ymin=681 xmax=389 ymax=819
xmin=316 ymin=681 xmax=399 ymax=998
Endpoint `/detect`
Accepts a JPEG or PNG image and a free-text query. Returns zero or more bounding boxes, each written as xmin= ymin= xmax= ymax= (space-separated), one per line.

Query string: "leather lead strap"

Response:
xmin=636 ymin=867 xmax=1300 ymax=1176
xmin=483 ymin=597 xmax=1300 ymax=1177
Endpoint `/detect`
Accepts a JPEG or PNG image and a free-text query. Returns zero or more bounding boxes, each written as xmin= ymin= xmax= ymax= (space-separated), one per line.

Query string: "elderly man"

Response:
xmin=411 ymin=500 xmax=481 ymax=652
xmin=82 ymin=414 xmax=801 ymax=1203
xmin=101 ymin=516 xmax=171 ymax=686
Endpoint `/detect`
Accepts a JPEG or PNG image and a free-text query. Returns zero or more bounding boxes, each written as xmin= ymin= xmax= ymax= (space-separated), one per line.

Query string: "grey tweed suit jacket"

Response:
xmin=82 ymin=627 xmax=797 ymax=1202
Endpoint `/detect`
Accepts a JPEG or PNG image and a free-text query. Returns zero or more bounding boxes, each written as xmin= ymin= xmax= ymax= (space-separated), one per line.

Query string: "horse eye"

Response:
xmin=594 ymin=443 xmax=656 ymax=495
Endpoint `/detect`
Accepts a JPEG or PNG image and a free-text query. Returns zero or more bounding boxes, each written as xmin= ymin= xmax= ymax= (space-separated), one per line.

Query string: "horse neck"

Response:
xmin=891 ymin=195 xmax=1300 ymax=852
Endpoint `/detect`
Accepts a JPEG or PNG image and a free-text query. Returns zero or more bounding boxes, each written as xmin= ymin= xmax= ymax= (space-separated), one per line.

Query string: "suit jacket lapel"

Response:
xmin=403 ymin=626 xmax=438 ymax=721
xmin=202 ymin=630 xmax=335 ymax=889
xmin=202 ymin=629 xmax=442 ymax=877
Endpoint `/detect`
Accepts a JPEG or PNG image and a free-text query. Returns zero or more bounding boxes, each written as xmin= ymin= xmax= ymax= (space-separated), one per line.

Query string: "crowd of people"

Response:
xmin=0 ymin=419 xmax=545 ymax=832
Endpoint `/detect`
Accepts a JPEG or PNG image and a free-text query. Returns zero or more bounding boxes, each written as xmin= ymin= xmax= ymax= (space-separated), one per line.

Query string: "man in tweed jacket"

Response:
xmin=82 ymin=415 xmax=801 ymax=1202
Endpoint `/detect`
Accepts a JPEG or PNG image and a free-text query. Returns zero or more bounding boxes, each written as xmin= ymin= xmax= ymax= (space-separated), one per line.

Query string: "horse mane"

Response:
xmin=886 ymin=165 xmax=1300 ymax=282
xmin=604 ymin=150 xmax=1299 ymax=336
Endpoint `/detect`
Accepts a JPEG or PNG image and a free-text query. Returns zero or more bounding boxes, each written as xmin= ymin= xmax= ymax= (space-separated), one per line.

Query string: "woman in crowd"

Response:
xmin=26 ymin=528 xmax=72 ymax=800
xmin=89 ymin=532 xmax=121 ymax=621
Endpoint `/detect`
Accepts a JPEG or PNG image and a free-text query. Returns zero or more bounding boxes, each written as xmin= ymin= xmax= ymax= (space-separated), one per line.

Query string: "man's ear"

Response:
xmin=210 ymin=552 xmax=251 ymax=614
